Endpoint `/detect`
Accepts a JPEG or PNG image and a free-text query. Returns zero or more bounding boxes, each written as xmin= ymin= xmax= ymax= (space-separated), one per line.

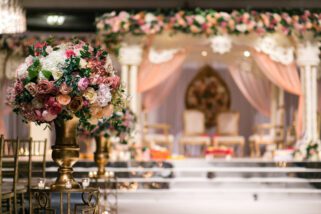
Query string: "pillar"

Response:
xmin=297 ymin=41 xmax=320 ymax=146
xmin=118 ymin=44 xmax=143 ymax=143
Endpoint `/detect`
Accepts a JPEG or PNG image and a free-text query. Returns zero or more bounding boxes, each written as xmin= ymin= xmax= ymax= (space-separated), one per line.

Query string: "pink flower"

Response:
xmin=78 ymin=77 xmax=89 ymax=91
xmin=14 ymin=80 xmax=24 ymax=94
xmin=106 ymin=76 xmax=120 ymax=89
xmin=37 ymin=80 xmax=54 ymax=94
xmin=59 ymin=82 xmax=72 ymax=95
xmin=65 ymin=49 xmax=76 ymax=58
xmin=42 ymin=110 xmax=57 ymax=122
xmin=48 ymin=102 xmax=62 ymax=115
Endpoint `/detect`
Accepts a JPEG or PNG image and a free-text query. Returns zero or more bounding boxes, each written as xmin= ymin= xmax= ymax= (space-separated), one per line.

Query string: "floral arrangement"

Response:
xmin=96 ymin=9 xmax=321 ymax=52
xmin=80 ymin=107 xmax=137 ymax=144
xmin=0 ymin=35 xmax=100 ymax=57
xmin=294 ymin=142 xmax=320 ymax=161
xmin=7 ymin=39 xmax=124 ymax=131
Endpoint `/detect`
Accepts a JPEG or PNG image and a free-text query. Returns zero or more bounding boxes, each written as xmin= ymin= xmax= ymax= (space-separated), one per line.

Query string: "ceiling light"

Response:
xmin=0 ymin=0 xmax=26 ymax=34
xmin=47 ymin=15 xmax=65 ymax=26
xmin=243 ymin=50 xmax=251 ymax=58
xmin=201 ymin=50 xmax=208 ymax=57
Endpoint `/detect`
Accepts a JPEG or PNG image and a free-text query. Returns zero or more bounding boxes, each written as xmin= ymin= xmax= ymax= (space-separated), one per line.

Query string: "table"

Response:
xmin=90 ymin=175 xmax=118 ymax=214
xmin=30 ymin=186 xmax=100 ymax=214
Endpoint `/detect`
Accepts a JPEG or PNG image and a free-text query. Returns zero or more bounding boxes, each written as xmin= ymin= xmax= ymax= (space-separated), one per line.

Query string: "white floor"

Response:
xmin=118 ymin=200 xmax=321 ymax=214
xmin=115 ymin=159 xmax=321 ymax=214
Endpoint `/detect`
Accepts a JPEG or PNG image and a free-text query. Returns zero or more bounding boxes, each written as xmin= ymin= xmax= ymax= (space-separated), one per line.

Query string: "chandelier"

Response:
xmin=0 ymin=0 xmax=26 ymax=34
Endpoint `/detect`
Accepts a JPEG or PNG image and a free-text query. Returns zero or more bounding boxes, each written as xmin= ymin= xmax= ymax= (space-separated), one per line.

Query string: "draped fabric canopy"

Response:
xmin=252 ymin=50 xmax=302 ymax=136
xmin=138 ymin=49 xmax=187 ymax=111
xmin=229 ymin=63 xmax=271 ymax=117
xmin=138 ymin=49 xmax=186 ymax=93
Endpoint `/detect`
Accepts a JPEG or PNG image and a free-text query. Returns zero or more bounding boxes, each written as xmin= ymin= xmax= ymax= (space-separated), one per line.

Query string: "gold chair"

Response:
xmin=143 ymin=123 xmax=174 ymax=154
xmin=213 ymin=112 xmax=245 ymax=157
xmin=0 ymin=136 xmax=26 ymax=214
xmin=179 ymin=110 xmax=211 ymax=156
xmin=249 ymin=108 xmax=285 ymax=157
xmin=18 ymin=138 xmax=48 ymax=213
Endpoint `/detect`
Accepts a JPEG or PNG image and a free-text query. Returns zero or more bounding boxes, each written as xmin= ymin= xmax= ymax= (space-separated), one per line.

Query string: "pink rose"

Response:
xmin=37 ymin=80 xmax=54 ymax=94
xmin=25 ymin=82 xmax=37 ymax=96
xmin=59 ymin=82 xmax=72 ymax=95
xmin=45 ymin=97 xmax=62 ymax=115
xmin=42 ymin=110 xmax=57 ymax=122
xmin=106 ymin=76 xmax=120 ymax=89
xmin=14 ymin=80 xmax=24 ymax=94
xmin=48 ymin=102 xmax=62 ymax=115
xmin=65 ymin=49 xmax=76 ymax=58
xmin=78 ymin=78 xmax=89 ymax=91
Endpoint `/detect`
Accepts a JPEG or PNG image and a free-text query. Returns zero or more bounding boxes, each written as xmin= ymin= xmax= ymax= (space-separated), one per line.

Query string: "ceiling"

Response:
xmin=22 ymin=0 xmax=321 ymax=32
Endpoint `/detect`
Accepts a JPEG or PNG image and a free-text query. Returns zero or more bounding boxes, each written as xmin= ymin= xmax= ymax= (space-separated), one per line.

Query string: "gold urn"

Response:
xmin=94 ymin=135 xmax=109 ymax=177
xmin=51 ymin=118 xmax=81 ymax=190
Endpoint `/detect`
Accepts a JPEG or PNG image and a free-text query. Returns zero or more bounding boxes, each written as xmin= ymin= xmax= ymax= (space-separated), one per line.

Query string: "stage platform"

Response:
xmin=25 ymin=158 xmax=321 ymax=214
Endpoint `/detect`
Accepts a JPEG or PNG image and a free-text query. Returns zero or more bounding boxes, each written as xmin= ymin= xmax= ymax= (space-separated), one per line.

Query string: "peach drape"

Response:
xmin=138 ymin=50 xmax=187 ymax=93
xmin=229 ymin=65 xmax=271 ymax=117
xmin=252 ymin=50 xmax=303 ymax=137
xmin=138 ymin=50 xmax=187 ymax=111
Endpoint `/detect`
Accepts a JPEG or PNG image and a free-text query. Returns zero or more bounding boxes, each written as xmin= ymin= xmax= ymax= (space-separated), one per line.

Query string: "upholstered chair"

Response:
xmin=179 ymin=110 xmax=211 ymax=156
xmin=213 ymin=111 xmax=245 ymax=157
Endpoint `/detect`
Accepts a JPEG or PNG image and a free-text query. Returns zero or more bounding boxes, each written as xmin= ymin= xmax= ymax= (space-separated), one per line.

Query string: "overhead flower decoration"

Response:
xmin=254 ymin=36 xmax=294 ymax=64
xmin=7 ymin=39 xmax=124 ymax=131
xmin=209 ymin=35 xmax=232 ymax=54
xmin=97 ymin=9 xmax=321 ymax=53
xmin=79 ymin=106 xmax=137 ymax=144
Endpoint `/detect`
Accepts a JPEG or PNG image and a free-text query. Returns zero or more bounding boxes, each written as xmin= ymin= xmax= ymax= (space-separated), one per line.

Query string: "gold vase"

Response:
xmin=51 ymin=118 xmax=81 ymax=190
xmin=94 ymin=136 xmax=109 ymax=177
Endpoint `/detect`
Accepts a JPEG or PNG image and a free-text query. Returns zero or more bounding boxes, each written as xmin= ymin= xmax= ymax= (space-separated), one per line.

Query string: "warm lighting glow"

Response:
xmin=243 ymin=50 xmax=251 ymax=57
xmin=0 ymin=0 xmax=26 ymax=34
xmin=46 ymin=15 xmax=65 ymax=26
xmin=201 ymin=50 xmax=208 ymax=57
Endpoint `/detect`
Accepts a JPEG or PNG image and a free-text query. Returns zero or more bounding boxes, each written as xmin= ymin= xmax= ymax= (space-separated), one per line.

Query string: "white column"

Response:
xmin=121 ymin=64 xmax=129 ymax=92
xmin=118 ymin=44 xmax=143 ymax=144
xmin=297 ymin=41 xmax=320 ymax=146
xmin=129 ymin=65 xmax=139 ymax=113
xmin=119 ymin=44 xmax=143 ymax=110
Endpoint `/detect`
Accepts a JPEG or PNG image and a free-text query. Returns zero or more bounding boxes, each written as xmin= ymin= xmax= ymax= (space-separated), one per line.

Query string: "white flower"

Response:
xmin=16 ymin=63 xmax=28 ymax=78
xmin=97 ymin=84 xmax=112 ymax=107
xmin=80 ymin=58 xmax=87 ymax=69
xmin=145 ymin=13 xmax=157 ymax=23
xmin=25 ymin=55 xmax=33 ymax=66
xmin=195 ymin=15 xmax=205 ymax=24
xmin=45 ymin=46 xmax=53 ymax=53
xmin=51 ymin=70 xmax=63 ymax=80
xmin=40 ymin=49 xmax=66 ymax=80
xmin=236 ymin=24 xmax=247 ymax=32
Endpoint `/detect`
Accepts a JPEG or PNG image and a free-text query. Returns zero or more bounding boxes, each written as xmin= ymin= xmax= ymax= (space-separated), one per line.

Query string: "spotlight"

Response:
xmin=46 ymin=15 xmax=65 ymax=26
xmin=201 ymin=50 xmax=208 ymax=57
xmin=243 ymin=50 xmax=251 ymax=58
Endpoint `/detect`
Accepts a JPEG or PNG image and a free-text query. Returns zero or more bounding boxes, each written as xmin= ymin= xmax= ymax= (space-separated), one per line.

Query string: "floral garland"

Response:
xmin=96 ymin=9 xmax=321 ymax=53
xmin=79 ymin=107 xmax=137 ymax=144
xmin=294 ymin=143 xmax=320 ymax=161
xmin=0 ymin=35 xmax=101 ymax=57
xmin=7 ymin=39 xmax=124 ymax=131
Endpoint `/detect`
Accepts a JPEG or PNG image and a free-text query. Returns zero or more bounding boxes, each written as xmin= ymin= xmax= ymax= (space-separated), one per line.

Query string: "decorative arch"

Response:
xmin=185 ymin=65 xmax=231 ymax=128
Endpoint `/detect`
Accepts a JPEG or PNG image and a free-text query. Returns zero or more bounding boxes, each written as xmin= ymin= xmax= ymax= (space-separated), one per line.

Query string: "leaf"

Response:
xmin=41 ymin=70 xmax=52 ymax=79
xmin=28 ymin=58 xmax=41 ymax=79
